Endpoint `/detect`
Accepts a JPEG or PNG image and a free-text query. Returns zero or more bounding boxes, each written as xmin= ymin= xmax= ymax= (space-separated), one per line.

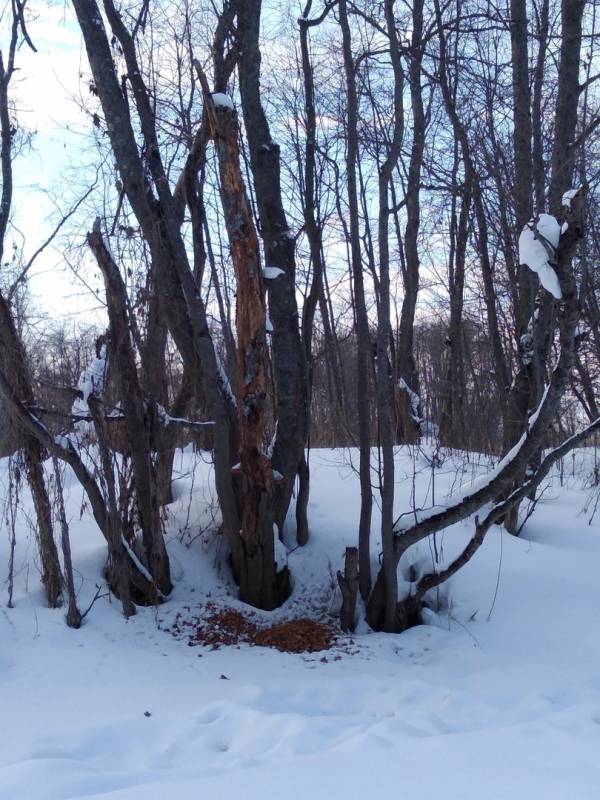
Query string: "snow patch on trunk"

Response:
xmin=518 ymin=214 xmax=562 ymax=299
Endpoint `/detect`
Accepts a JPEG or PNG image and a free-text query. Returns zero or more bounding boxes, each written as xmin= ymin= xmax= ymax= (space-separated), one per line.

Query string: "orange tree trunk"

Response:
xmin=198 ymin=73 xmax=288 ymax=609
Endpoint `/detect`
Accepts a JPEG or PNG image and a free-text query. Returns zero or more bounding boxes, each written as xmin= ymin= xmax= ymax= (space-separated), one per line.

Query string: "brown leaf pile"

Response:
xmin=252 ymin=618 xmax=334 ymax=653
xmin=164 ymin=602 xmax=336 ymax=654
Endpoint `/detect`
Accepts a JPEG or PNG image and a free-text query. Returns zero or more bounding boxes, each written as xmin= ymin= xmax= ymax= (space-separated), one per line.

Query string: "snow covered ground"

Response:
xmin=2 ymin=445 xmax=600 ymax=799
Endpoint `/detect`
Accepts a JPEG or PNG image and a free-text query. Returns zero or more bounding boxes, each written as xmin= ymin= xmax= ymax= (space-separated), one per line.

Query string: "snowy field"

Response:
xmin=1 ymin=446 xmax=600 ymax=799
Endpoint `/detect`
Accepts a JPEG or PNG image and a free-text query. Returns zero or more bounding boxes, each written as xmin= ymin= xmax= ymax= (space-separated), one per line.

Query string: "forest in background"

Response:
xmin=0 ymin=0 xmax=598 ymax=633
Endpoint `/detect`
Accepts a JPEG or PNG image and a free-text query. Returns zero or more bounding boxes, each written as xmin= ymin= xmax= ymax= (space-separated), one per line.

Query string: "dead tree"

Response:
xmin=236 ymin=0 xmax=310 ymax=544
xmin=196 ymin=65 xmax=289 ymax=609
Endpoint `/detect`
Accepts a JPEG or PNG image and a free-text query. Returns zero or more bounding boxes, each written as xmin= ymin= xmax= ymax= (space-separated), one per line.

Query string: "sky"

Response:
xmin=2 ymin=0 xmax=430 ymax=333
xmin=5 ymin=1 xmax=103 ymax=322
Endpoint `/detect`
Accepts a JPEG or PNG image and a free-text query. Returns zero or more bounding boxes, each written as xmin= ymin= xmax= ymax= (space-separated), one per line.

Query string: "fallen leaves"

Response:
xmin=163 ymin=602 xmax=337 ymax=654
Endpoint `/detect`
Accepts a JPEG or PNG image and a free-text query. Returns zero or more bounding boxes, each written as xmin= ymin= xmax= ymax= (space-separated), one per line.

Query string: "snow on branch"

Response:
xmin=72 ymin=343 xmax=108 ymax=418
xmin=412 ymin=414 xmax=600 ymax=602
xmin=215 ymin=350 xmax=237 ymax=407
xmin=262 ymin=266 xmax=285 ymax=279
xmin=120 ymin=536 xmax=166 ymax=599
xmin=562 ymin=189 xmax=578 ymax=209
xmin=155 ymin=402 xmax=214 ymax=429
xmin=391 ymin=377 xmax=551 ymax=543
xmin=211 ymin=92 xmax=234 ymax=110
xmin=518 ymin=214 xmax=562 ymax=299
xmin=398 ymin=378 xmax=422 ymax=424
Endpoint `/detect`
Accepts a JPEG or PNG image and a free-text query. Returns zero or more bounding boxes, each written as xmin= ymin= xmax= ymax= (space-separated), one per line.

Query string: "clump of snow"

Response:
xmin=266 ymin=312 xmax=273 ymax=333
xmin=273 ymin=534 xmax=288 ymax=570
xmin=562 ymin=188 xmax=578 ymax=209
xmin=518 ymin=214 xmax=562 ymax=299
xmin=72 ymin=344 xmax=107 ymax=418
xmin=262 ymin=266 xmax=285 ymax=280
xmin=212 ymin=92 xmax=234 ymax=110
xmin=53 ymin=434 xmax=72 ymax=451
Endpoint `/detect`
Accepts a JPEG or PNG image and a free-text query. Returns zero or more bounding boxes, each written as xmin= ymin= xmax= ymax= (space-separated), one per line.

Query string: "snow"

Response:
xmin=2 ymin=445 xmax=600 ymax=798
xmin=262 ymin=266 xmax=285 ymax=279
xmin=398 ymin=377 xmax=422 ymax=424
xmin=54 ymin=434 xmax=72 ymax=450
xmin=215 ymin=350 xmax=236 ymax=407
xmin=273 ymin=533 xmax=288 ymax=570
xmin=212 ymin=92 xmax=234 ymax=110
xmin=120 ymin=536 xmax=166 ymax=599
xmin=72 ymin=345 xmax=107 ymax=417
xmin=156 ymin=402 xmax=214 ymax=429
xmin=395 ymin=382 xmax=550 ymax=533
xmin=562 ymin=188 xmax=578 ymax=209
xmin=518 ymin=214 xmax=562 ymax=299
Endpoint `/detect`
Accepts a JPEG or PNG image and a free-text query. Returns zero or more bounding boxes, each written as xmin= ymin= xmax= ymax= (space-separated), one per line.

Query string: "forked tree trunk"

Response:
xmin=88 ymin=393 xmax=136 ymax=617
xmin=503 ymin=0 xmax=585 ymax=534
xmin=198 ymin=68 xmax=289 ymax=609
xmin=87 ymin=225 xmax=172 ymax=600
xmin=73 ymin=0 xmax=242 ymax=582
xmin=237 ymin=0 xmax=309 ymax=543
xmin=367 ymin=188 xmax=586 ymax=631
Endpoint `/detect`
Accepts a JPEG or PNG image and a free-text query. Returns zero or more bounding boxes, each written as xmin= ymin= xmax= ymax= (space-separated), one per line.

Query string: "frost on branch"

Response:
xmin=518 ymin=213 xmax=562 ymax=299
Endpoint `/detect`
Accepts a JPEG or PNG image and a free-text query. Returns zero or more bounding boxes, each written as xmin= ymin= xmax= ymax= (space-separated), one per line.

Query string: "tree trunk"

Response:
xmin=337 ymin=547 xmax=359 ymax=633
xmin=339 ymin=0 xmax=373 ymax=604
xmin=396 ymin=0 xmax=426 ymax=444
xmin=88 ymin=225 xmax=172 ymax=599
xmin=198 ymin=71 xmax=289 ymax=609
xmin=237 ymin=0 xmax=309 ymax=543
